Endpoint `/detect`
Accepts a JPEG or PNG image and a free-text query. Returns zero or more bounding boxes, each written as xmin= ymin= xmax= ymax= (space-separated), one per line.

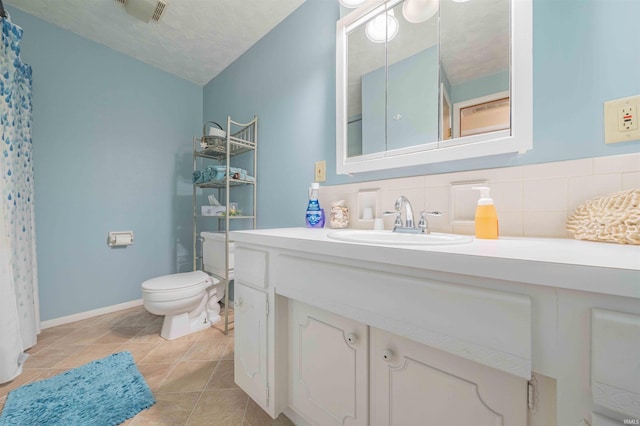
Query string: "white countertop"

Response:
xmin=230 ymin=228 xmax=640 ymax=299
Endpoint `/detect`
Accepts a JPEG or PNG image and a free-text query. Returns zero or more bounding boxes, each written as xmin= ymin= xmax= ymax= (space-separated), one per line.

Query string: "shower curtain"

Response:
xmin=0 ymin=16 xmax=39 ymax=384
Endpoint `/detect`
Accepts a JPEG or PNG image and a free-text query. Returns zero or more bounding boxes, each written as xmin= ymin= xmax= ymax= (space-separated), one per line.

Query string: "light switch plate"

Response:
xmin=604 ymin=95 xmax=640 ymax=144
xmin=314 ymin=160 xmax=326 ymax=182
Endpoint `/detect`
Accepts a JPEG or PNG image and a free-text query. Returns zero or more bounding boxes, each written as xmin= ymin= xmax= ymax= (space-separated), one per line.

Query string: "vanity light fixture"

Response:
xmin=402 ymin=0 xmax=439 ymax=23
xmin=338 ymin=0 xmax=368 ymax=8
xmin=365 ymin=9 xmax=399 ymax=43
xmin=451 ymin=0 xmax=471 ymax=3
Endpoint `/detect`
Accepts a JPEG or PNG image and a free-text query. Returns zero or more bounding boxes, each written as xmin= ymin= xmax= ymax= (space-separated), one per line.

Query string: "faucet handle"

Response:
xmin=418 ymin=211 xmax=443 ymax=234
xmin=383 ymin=211 xmax=402 ymax=229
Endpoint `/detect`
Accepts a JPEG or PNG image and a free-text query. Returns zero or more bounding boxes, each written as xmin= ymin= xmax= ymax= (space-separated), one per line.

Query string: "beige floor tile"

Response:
xmin=197 ymin=324 xmax=233 ymax=341
xmin=94 ymin=306 xmax=145 ymax=327
xmin=36 ymin=326 xmax=77 ymax=345
xmin=140 ymin=340 xmax=195 ymax=364
xmin=129 ymin=324 xmax=165 ymax=344
xmin=158 ymin=361 xmax=217 ymax=394
xmin=137 ymin=363 xmax=175 ymax=392
xmin=54 ymin=343 xmax=122 ymax=369
xmin=223 ymin=339 xmax=234 ymax=360
xmin=52 ymin=326 xmax=112 ymax=346
xmin=206 ymin=360 xmax=238 ymax=390
xmin=187 ymin=389 xmax=249 ymax=426
xmin=23 ymin=345 xmax=80 ymax=369
xmin=130 ymin=391 xmax=201 ymax=426
xmin=184 ymin=338 xmax=232 ymax=361
xmin=117 ymin=342 xmax=162 ymax=364
xmin=24 ymin=342 xmax=49 ymax=356
xmin=117 ymin=310 xmax=162 ymax=327
xmin=242 ymin=399 xmax=294 ymax=426
xmin=95 ymin=326 xmax=147 ymax=344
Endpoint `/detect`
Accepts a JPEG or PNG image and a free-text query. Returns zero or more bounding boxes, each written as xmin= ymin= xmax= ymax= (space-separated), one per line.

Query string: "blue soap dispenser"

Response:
xmin=305 ymin=182 xmax=325 ymax=228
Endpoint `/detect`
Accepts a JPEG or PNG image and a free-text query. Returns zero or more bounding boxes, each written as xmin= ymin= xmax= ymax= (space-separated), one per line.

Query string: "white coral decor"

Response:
xmin=566 ymin=189 xmax=640 ymax=245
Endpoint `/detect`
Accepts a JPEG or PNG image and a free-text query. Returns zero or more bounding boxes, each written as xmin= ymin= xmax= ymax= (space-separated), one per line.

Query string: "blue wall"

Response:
xmin=361 ymin=47 xmax=439 ymax=154
xmin=204 ymin=0 xmax=640 ymax=230
xmin=203 ymin=0 xmax=338 ymax=229
xmin=8 ymin=7 xmax=203 ymax=321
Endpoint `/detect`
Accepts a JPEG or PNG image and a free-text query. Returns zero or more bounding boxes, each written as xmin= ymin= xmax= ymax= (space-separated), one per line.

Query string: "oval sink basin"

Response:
xmin=326 ymin=230 xmax=473 ymax=246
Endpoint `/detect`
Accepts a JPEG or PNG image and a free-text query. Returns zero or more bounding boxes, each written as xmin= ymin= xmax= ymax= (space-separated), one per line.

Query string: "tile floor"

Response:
xmin=0 ymin=306 xmax=293 ymax=426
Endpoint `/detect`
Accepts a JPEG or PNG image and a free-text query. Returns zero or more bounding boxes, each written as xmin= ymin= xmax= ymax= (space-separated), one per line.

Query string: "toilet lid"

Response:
xmin=142 ymin=270 xmax=212 ymax=292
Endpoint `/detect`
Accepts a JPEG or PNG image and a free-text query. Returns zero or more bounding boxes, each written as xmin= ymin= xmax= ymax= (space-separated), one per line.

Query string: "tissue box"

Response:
xmin=201 ymin=206 xmax=226 ymax=216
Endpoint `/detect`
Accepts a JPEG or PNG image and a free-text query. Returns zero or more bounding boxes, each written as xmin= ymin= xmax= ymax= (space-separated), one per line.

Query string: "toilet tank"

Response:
xmin=200 ymin=232 xmax=234 ymax=279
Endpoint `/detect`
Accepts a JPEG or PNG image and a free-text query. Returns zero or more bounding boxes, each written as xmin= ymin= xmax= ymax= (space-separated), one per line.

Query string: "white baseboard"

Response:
xmin=40 ymin=299 xmax=144 ymax=329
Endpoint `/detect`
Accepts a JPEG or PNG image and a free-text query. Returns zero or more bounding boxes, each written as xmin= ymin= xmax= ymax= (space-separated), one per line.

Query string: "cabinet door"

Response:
xmin=234 ymin=282 xmax=268 ymax=409
xmin=370 ymin=327 xmax=527 ymax=426
xmin=290 ymin=301 xmax=368 ymax=426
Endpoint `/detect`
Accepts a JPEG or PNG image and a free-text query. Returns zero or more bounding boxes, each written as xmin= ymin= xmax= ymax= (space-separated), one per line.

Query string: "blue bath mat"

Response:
xmin=0 ymin=351 xmax=155 ymax=426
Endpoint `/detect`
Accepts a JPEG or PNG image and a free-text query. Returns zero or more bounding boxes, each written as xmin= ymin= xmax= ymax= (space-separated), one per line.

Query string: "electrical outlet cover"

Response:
xmin=604 ymin=95 xmax=640 ymax=144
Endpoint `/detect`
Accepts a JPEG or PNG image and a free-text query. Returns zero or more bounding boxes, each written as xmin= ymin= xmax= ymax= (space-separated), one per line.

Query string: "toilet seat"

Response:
xmin=142 ymin=270 xmax=211 ymax=292
xmin=142 ymin=271 xmax=213 ymax=303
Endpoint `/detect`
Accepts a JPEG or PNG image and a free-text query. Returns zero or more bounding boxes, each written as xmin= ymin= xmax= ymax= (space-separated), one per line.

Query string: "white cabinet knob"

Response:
xmin=346 ymin=333 xmax=357 ymax=344
xmin=234 ymin=298 xmax=243 ymax=308
xmin=382 ymin=349 xmax=394 ymax=362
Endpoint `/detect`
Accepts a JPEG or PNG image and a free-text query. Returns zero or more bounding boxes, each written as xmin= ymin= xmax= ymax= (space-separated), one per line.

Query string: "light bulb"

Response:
xmin=402 ymin=0 xmax=439 ymax=24
xmin=338 ymin=0 xmax=368 ymax=8
xmin=365 ymin=10 xmax=399 ymax=43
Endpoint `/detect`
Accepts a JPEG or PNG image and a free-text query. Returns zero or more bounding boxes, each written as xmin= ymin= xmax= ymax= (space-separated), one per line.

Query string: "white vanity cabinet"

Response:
xmin=233 ymin=282 xmax=269 ymax=409
xmin=233 ymin=245 xmax=272 ymax=413
xmin=370 ymin=327 xmax=527 ymax=426
xmin=231 ymin=228 xmax=640 ymax=426
xmin=289 ymin=301 xmax=369 ymax=426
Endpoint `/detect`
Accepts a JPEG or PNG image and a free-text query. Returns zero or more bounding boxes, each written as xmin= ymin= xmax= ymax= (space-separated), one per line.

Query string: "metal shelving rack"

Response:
xmin=192 ymin=116 xmax=257 ymax=335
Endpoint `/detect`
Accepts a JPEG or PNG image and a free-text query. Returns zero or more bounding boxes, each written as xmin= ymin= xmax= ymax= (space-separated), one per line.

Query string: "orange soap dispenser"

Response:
xmin=472 ymin=186 xmax=499 ymax=239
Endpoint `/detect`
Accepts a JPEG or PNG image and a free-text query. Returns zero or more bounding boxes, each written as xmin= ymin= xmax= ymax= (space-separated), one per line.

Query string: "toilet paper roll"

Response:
xmin=113 ymin=234 xmax=132 ymax=245
xmin=108 ymin=231 xmax=134 ymax=247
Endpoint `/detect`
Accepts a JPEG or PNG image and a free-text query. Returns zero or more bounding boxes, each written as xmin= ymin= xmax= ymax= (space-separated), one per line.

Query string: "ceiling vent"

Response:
xmin=116 ymin=0 xmax=167 ymax=23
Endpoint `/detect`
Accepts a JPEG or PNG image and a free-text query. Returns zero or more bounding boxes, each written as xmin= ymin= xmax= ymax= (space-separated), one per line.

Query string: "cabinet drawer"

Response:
xmin=276 ymin=254 xmax=531 ymax=379
xmin=235 ymin=246 xmax=268 ymax=288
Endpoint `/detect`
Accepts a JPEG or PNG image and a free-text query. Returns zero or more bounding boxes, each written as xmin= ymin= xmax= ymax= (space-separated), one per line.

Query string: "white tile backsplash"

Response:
xmin=524 ymin=211 xmax=569 ymax=238
xmin=623 ymin=172 xmax=640 ymax=189
xmin=320 ymin=153 xmax=639 ymax=238
xmin=498 ymin=212 xmax=524 ymax=237
xmin=567 ymin=174 xmax=622 ymax=212
xmin=491 ymin=180 xmax=524 ymax=212
xmin=522 ymin=158 xmax=593 ymax=180
xmin=524 ymin=178 xmax=567 ymax=212
xmin=593 ymin=153 xmax=640 ymax=174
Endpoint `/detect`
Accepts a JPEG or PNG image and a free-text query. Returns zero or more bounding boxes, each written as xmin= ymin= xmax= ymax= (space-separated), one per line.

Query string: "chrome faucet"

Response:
xmin=385 ymin=196 xmax=442 ymax=234
xmin=395 ymin=196 xmax=416 ymax=229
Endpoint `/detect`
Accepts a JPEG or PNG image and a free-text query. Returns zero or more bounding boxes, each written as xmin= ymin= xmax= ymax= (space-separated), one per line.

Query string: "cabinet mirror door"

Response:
xmin=337 ymin=0 xmax=532 ymax=174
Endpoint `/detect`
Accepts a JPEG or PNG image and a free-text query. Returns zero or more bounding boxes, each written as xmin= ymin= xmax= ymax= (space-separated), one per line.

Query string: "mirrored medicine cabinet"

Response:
xmin=336 ymin=0 xmax=532 ymax=174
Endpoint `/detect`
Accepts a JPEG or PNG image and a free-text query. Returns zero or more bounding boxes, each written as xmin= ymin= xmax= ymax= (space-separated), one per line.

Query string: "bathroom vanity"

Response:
xmin=229 ymin=228 xmax=640 ymax=426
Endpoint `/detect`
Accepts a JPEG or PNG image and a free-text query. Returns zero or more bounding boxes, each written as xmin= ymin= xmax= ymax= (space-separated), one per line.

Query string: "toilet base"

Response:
xmin=160 ymin=308 xmax=220 ymax=340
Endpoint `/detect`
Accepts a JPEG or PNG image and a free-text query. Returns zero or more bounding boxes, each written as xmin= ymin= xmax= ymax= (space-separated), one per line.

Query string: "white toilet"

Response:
xmin=141 ymin=270 xmax=223 ymax=340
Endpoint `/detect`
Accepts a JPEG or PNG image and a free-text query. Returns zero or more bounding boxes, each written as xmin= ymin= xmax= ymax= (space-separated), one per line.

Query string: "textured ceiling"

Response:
xmin=5 ymin=0 xmax=306 ymax=86
xmin=440 ymin=0 xmax=510 ymax=85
